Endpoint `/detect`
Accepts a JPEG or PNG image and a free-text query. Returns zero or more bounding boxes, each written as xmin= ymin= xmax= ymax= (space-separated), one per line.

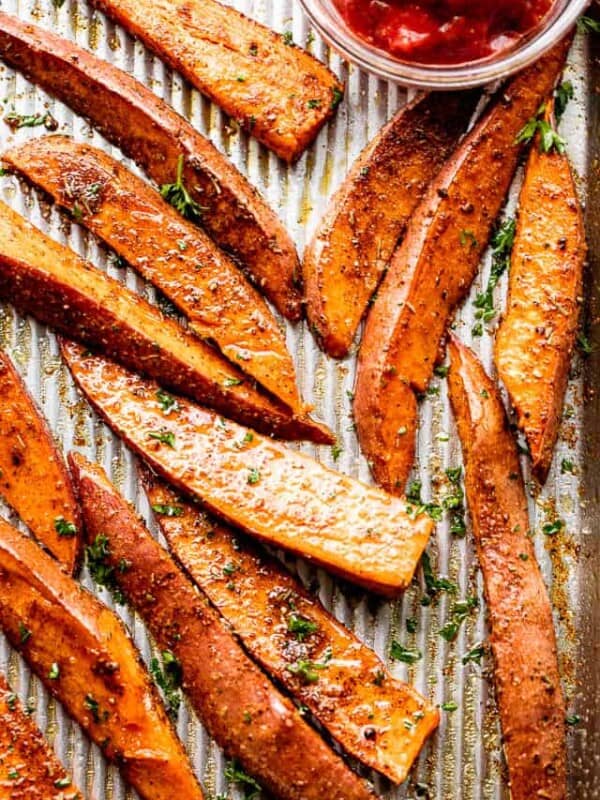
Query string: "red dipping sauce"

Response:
xmin=332 ymin=0 xmax=554 ymax=65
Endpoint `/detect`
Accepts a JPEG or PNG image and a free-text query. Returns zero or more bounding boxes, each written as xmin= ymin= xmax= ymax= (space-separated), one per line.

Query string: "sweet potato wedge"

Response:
xmin=89 ymin=0 xmax=342 ymax=163
xmin=69 ymin=453 xmax=376 ymax=800
xmin=0 ymin=201 xmax=331 ymax=444
xmin=354 ymin=40 xmax=571 ymax=495
xmin=3 ymin=136 xmax=304 ymax=414
xmin=495 ymin=102 xmax=585 ymax=482
xmin=143 ymin=471 xmax=439 ymax=784
xmin=0 ymin=12 xmax=302 ymax=319
xmin=447 ymin=335 xmax=566 ymax=800
xmin=0 ymin=349 xmax=81 ymax=573
xmin=0 ymin=517 xmax=205 ymax=800
xmin=304 ymin=90 xmax=480 ymax=358
xmin=0 ymin=673 xmax=82 ymax=800
xmin=61 ymin=340 xmax=432 ymax=596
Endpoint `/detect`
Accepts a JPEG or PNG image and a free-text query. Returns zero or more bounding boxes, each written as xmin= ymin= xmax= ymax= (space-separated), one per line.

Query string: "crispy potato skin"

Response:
xmin=88 ymin=0 xmax=341 ymax=164
xmin=0 ymin=202 xmax=331 ymax=444
xmin=0 ymin=673 xmax=82 ymax=800
xmin=304 ymin=90 xmax=480 ymax=358
xmin=447 ymin=336 xmax=566 ymax=800
xmin=0 ymin=350 xmax=81 ymax=573
xmin=62 ymin=341 xmax=432 ymax=596
xmin=143 ymin=472 xmax=439 ymax=784
xmin=70 ymin=454 xmax=376 ymax=800
xmin=354 ymin=40 xmax=571 ymax=495
xmin=3 ymin=136 xmax=304 ymax=414
xmin=0 ymin=518 xmax=205 ymax=800
xmin=495 ymin=104 xmax=585 ymax=482
xmin=0 ymin=13 xmax=302 ymax=320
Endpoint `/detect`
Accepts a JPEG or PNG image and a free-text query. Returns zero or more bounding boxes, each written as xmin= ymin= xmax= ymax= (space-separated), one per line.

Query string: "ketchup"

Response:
xmin=333 ymin=0 xmax=554 ymax=65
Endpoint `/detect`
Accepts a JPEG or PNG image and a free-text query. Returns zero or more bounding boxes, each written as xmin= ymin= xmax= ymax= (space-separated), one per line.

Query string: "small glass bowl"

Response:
xmin=298 ymin=0 xmax=590 ymax=89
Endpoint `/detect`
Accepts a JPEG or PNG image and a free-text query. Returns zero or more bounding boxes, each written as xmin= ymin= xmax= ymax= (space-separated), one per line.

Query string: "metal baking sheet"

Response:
xmin=0 ymin=2 xmax=597 ymax=798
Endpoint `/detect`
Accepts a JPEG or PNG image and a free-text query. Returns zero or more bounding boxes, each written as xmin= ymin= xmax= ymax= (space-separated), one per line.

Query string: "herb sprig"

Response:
xmin=160 ymin=155 xmax=205 ymax=222
xmin=472 ymin=218 xmax=515 ymax=336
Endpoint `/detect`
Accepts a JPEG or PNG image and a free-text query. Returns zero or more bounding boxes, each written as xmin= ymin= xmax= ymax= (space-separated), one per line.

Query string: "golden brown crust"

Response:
xmin=0 ymin=673 xmax=82 ymax=800
xmin=89 ymin=0 xmax=342 ymax=163
xmin=70 ymin=453 xmax=376 ymax=800
xmin=0 ymin=201 xmax=331 ymax=444
xmin=143 ymin=471 xmax=439 ymax=784
xmin=0 ymin=12 xmax=302 ymax=319
xmin=354 ymin=39 xmax=571 ymax=495
xmin=495 ymin=101 xmax=585 ymax=482
xmin=0 ymin=519 xmax=205 ymax=800
xmin=304 ymin=90 xmax=479 ymax=358
xmin=0 ymin=350 xmax=81 ymax=573
xmin=447 ymin=336 xmax=566 ymax=800
xmin=3 ymin=136 xmax=304 ymax=414
xmin=61 ymin=341 xmax=432 ymax=596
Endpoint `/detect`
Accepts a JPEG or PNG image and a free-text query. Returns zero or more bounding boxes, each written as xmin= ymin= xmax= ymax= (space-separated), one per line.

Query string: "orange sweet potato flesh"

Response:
xmin=143 ymin=471 xmax=439 ymax=784
xmin=447 ymin=335 xmax=566 ymax=800
xmin=354 ymin=40 xmax=571 ymax=495
xmin=0 ymin=673 xmax=83 ymax=800
xmin=61 ymin=340 xmax=432 ymax=596
xmin=0 ymin=518 xmax=205 ymax=800
xmin=69 ymin=453 xmax=376 ymax=800
xmin=0 ymin=13 xmax=302 ymax=320
xmin=3 ymin=136 xmax=304 ymax=414
xmin=0 ymin=349 xmax=81 ymax=573
xmin=89 ymin=0 xmax=342 ymax=164
xmin=495 ymin=102 xmax=585 ymax=482
xmin=0 ymin=202 xmax=331 ymax=444
xmin=304 ymin=90 xmax=480 ymax=358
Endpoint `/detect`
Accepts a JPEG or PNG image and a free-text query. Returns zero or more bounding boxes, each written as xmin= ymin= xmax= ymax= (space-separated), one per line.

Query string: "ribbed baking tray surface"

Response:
xmin=0 ymin=2 xmax=598 ymax=798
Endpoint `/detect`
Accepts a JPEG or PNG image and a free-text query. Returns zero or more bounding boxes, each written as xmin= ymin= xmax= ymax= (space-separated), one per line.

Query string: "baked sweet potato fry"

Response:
xmin=304 ymin=90 xmax=480 ymax=358
xmin=495 ymin=102 xmax=585 ymax=482
xmin=0 ymin=201 xmax=331 ymax=444
xmin=69 ymin=453 xmax=376 ymax=800
xmin=0 ymin=13 xmax=302 ymax=319
xmin=89 ymin=0 xmax=342 ymax=163
xmin=3 ymin=136 xmax=304 ymax=414
xmin=0 ymin=673 xmax=82 ymax=800
xmin=0 ymin=517 xmax=205 ymax=800
xmin=143 ymin=472 xmax=439 ymax=784
xmin=0 ymin=349 xmax=81 ymax=573
xmin=61 ymin=341 xmax=432 ymax=596
xmin=447 ymin=336 xmax=566 ymax=800
xmin=354 ymin=40 xmax=571 ymax=495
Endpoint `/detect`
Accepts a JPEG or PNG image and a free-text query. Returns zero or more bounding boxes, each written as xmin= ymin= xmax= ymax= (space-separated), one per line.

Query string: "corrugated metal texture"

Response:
xmin=0 ymin=2 xmax=596 ymax=798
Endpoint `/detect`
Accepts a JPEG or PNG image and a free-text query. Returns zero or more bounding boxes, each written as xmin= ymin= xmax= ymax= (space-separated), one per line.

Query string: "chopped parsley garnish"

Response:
xmin=288 ymin=613 xmax=319 ymax=642
xmin=307 ymin=98 xmax=322 ymax=109
xmin=48 ymin=662 xmax=60 ymax=680
xmin=439 ymin=597 xmax=478 ymax=642
xmin=421 ymin=551 xmax=458 ymax=602
xmin=84 ymin=694 xmax=103 ymax=723
xmin=555 ymin=80 xmax=574 ymax=124
xmin=223 ymin=377 xmax=244 ymax=387
xmin=151 ymin=503 xmax=184 ymax=517
xmin=54 ymin=777 xmax=72 ymax=788
xmin=443 ymin=467 xmax=466 ymax=537
xmin=282 ymin=30 xmax=294 ymax=45
xmin=472 ymin=218 xmax=515 ymax=336
xmin=577 ymin=15 xmax=600 ymax=33
xmin=434 ymin=364 xmax=449 ymax=378
xmin=515 ymin=106 xmax=566 ymax=154
xmin=566 ymin=713 xmax=581 ymax=726
xmin=247 ymin=468 xmax=261 ymax=485
xmin=406 ymin=617 xmax=418 ymax=634
xmin=225 ymin=760 xmax=262 ymax=800
xmin=561 ymin=459 xmax=575 ymax=474
xmin=441 ymin=700 xmax=458 ymax=712
xmin=160 ymin=155 xmax=204 ymax=222
xmin=150 ymin=650 xmax=182 ymax=719
xmin=155 ymin=389 xmax=179 ymax=415
xmin=459 ymin=229 xmax=478 ymax=250
xmin=54 ymin=516 xmax=77 ymax=537
xmin=8 ymin=769 xmax=19 ymax=780
xmin=18 ymin=621 xmax=31 ymax=644
xmin=390 ymin=641 xmax=422 ymax=664
xmin=331 ymin=86 xmax=344 ymax=109
xmin=287 ymin=657 xmax=329 ymax=684
xmin=86 ymin=534 xmax=126 ymax=604
xmin=148 ymin=429 xmax=176 ymax=448
xmin=6 ymin=693 xmax=17 ymax=710
xmin=577 ymin=332 xmax=593 ymax=356
xmin=4 ymin=110 xmax=57 ymax=130
xmin=331 ymin=441 xmax=343 ymax=461
xmin=543 ymin=519 xmax=565 ymax=536
xmin=406 ymin=480 xmax=443 ymax=521
xmin=222 ymin=561 xmax=240 ymax=577
xmin=462 ymin=643 xmax=485 ymax=665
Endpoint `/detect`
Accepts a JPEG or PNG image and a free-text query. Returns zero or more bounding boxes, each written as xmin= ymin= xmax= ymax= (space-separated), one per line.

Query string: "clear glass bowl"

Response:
xmin=299 ymin=0 xmax=590 ymax=89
